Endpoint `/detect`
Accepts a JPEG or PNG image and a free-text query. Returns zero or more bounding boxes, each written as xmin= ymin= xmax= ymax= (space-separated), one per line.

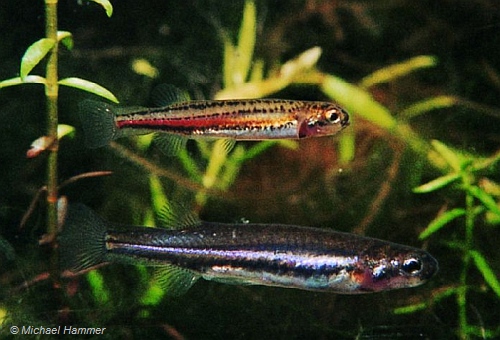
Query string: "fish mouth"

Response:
xmin=420 ymin=252 xmax=439 ymax=280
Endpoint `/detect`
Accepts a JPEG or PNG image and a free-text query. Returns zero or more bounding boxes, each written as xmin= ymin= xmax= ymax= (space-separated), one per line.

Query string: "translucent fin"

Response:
xmin=157 ymin=202 xmax=201 ymax=229
xmin=221 ymin=138 xmax=236 ymax=154
xmin=153 ymin=133 xmax=188 ymax=156
xmin=78 ymin=100 xmax=119 ymax=148
xmin=150 ymin=84 xmax=191 ymax=107
xmin=58 ymin=204 xmax=108 ymax=273
xmin=152 ymin=265 xmax=200 ymax=297
xmin=202 ymin=275 xmax=252 ymax=286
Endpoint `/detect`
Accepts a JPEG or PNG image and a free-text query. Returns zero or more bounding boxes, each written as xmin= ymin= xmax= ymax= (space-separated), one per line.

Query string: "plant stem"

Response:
xmin=458 ymin=175 xmax=475 ymax=339
xmin=45 ymin=0 xmax=59 ymax=236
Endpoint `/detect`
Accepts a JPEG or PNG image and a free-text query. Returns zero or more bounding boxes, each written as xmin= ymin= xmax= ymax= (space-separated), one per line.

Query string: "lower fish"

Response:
xmin=78 ymin=84 xmax=349 ymax=149
xmin=59 ymin=204 xmax=438 ymax=294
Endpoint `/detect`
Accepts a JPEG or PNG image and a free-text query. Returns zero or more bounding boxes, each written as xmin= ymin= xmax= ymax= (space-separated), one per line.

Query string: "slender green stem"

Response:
xmin=44 ymin=0 xmax=59 ymax=283
xmin=458 ymin=174 xmax=475 ymax=339
xmin=45 ymin=0 xmax=59 ymax=234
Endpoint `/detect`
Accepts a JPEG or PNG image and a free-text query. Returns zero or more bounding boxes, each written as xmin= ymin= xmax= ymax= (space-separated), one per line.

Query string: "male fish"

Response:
xmin=59 ymin=204 xmax=438 ymax=294
xmin=79 ymin=84 xmax=349 ymax=150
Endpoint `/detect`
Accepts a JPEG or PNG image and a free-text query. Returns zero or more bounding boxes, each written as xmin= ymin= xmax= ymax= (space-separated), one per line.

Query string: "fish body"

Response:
xmin=78 ymin=85 xmax=349 ymax=148
xmin=59 ymin=204 xmax=438 ymax=294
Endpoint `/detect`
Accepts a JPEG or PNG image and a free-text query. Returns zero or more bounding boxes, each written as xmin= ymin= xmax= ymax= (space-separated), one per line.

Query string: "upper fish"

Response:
xmin=78 ymin=84 xmax=349 ymax=149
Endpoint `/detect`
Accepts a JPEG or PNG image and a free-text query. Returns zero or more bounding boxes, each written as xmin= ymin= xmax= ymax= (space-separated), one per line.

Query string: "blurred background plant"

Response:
xmin=1 ymin=0 xmax=500 ymax=338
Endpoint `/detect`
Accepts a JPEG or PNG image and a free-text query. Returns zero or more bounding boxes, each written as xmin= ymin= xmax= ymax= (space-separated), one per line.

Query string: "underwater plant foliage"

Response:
xmin=1 ymin=0 xmax=500 ymax=338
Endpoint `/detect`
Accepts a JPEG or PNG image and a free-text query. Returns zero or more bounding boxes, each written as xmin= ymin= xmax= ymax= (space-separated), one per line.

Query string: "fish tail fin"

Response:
xmin=59 ymin=204 xmax=108 ymax=275
xmin=78 ymin=100 xmax=118 ymax=148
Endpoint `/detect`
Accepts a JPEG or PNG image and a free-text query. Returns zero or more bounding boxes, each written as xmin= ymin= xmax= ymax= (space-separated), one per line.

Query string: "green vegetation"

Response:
xmin=1 ymin=0 xmax=499 ymax=338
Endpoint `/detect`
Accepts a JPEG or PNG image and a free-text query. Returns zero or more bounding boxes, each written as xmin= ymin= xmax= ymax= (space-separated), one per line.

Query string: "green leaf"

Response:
xmin=90 ymin=0 xmax=113 ymax=17
xmin=57 ymin=31 xmax=73 ymax=50
xmin=431 ymin=140 xmax=463 ymax=172
xmin=131 ymin=58 xmax=159 ymax=79
xmin=470 ymin=250 xmax=500 ymax=299
xmin=149 ymin=174 xmax=169 ymax=217
xmin=413 ymin=173 xmax=460 ymax=193
xmin=222 ymin=37 xmax=236 ymax=88
xmin=338 ymin=126 xmax=355 ymax=164
xmin=57 ymin=124 xmax=75 ymax=140
xmin=20 ymin=38 xmax=56 ymax=79
xmin=0 ymin=75 xmax=46 ymax=88
xmin=360 ymin=55 xmax=437 ymax=88
xmin=58 ymin=77 xmax=119 ymax=103
xmin=233 ymin=0 xmax=256 ymax=84
xmin=467 ymin=185 xmax=500 ymax=217
xmin=419 ymin=208 xmax=465 ymax=240
xmin=392 ymin=302 xmax=427 ymax=314
xmin=216 ymin=47 xmax=321 ymax=99
xmin=86 ymin=271 xmax=110 ymax=304
xmin=400 ymin=96 xmax=458 ymax=120
xmin=321 ymin=74 xmax=397 ymax=131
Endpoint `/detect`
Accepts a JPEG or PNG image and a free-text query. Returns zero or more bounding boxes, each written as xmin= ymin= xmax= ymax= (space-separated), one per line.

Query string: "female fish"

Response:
xmin=59 ymin=204 xmax=438 ymax=294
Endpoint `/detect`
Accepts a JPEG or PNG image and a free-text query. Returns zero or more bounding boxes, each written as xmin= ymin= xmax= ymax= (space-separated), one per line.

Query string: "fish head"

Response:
xmin=353 ymin=248 xmax=439 ymax=293
xmin=298 ymin=102 xmax=350 ymax=138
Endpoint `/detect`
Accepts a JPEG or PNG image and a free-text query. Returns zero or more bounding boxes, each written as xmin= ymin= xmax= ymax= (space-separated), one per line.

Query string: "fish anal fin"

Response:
xmin=152 ymin=265 xmax=200 ymax=297
xmin=151 ymin=84 xmax=190 ymax=107
xmin=221 ymin=139 xmax=236 ymax=155
xmin=153 ymin=133 xmax=188 ymax=156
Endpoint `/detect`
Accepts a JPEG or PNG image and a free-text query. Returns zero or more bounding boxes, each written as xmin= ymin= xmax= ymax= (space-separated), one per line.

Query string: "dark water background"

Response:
xmin=1 ymin=1 xmax=500 ymax=338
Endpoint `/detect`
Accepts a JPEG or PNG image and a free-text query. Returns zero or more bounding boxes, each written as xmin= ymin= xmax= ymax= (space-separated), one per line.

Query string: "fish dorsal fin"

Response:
xmin=157 ymin=203 xmax=201 ymax=229
xmin=150 ymin=84 xmax=190 ymax=107
xmin=152 ymin=265 xmax=200 ymax=297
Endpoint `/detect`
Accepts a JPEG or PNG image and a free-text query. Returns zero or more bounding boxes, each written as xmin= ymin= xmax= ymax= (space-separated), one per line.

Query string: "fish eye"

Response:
xmin=402 ymin=257 xmax=423 ymax=275
xmin=326 ymin=110 xmax=340 ymax=123
xmin=372 ymin=264 xmax=387 ymax=280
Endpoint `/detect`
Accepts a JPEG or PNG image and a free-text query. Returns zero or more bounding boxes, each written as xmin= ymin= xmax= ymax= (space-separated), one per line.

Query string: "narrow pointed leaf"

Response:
xmin=413 ymin=173 xmax=460 ymax=193
xmin=222 ymin=38 xmax=235 ymax=88
xmin=58 ymin=77 xmax=119 ymax=103
xmin=467 ymin=185 xmax=500 ymax=217
xmin=90 ymin=0 xmax=113 ymax=17
xmin=57 ymin=31 xmax=73 ymax=50
xmin=400 ymin=96 xmax=457 ymax=120
xmin=20 ymin=38 xmax=56 ymax=79
xmin=216 ymin=47 xmax=321 ymax=99
xmin=0 ymin=75 xmax=46 ymax=88
xmin=470 ymin=250 xmax=500 ymax=298
xmin=431 ymin=140 xmax=462 ymax=172
xmin=149 ymin=174 xmax=170 ymax=218
xmin=419 ymin=208 xmax=465 ymax=240
xmin=233 ymin=0 xmax=256 ymax=84
xmin=360 ymin=55 xmax=437 ymax=88
xmin=321 ymin=74 xmax=397 ymax=130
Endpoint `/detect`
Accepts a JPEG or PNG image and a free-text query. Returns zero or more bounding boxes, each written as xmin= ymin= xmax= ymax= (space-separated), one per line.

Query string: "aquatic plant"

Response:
xmin=395 ymin=140 xmax=500 ymax=339
xmin=0 ymin=0 xmax=116 ymax=331
xmin=1 ymin=0 xmax=499 ymax=338
xmin=0 ymin=0 xmax=116 ymax=271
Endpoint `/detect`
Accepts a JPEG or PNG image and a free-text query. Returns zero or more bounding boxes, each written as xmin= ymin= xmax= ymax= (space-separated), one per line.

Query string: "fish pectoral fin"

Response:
xmin=150 ymin=84 xmax=191 ymax=107
xmin=151 ymin=265 xmax=200 ymax=297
